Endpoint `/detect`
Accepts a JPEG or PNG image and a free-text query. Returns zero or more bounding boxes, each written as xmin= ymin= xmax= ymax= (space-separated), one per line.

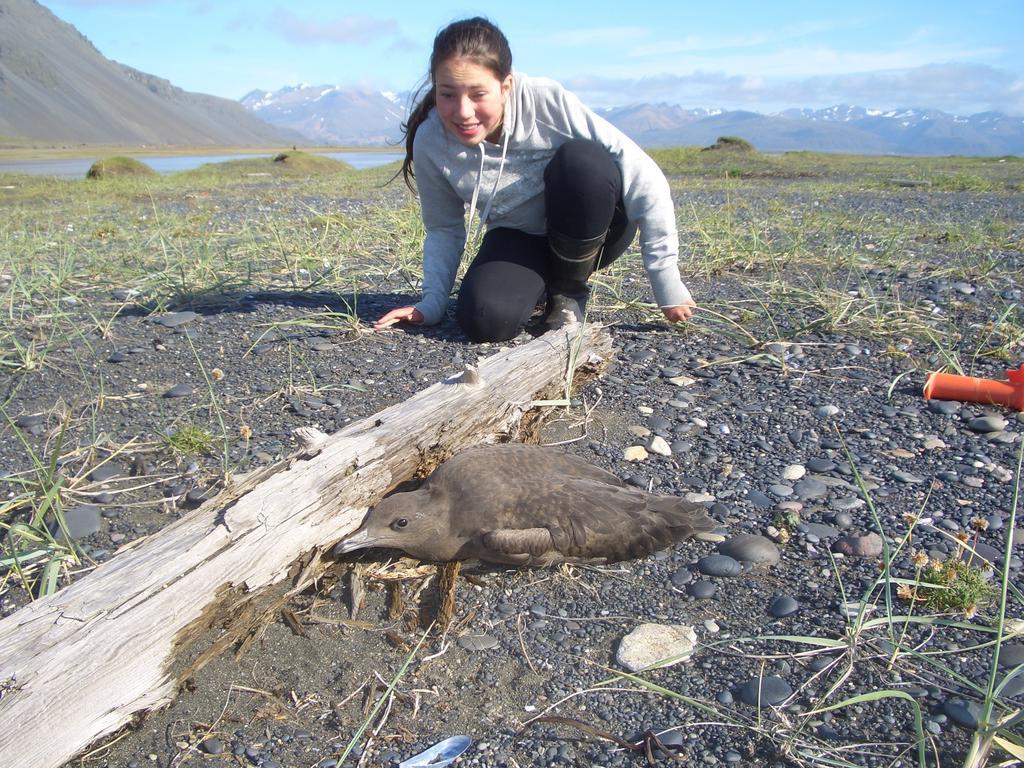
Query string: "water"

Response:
xmin=0 ymin=151 xmax=403 ymax=179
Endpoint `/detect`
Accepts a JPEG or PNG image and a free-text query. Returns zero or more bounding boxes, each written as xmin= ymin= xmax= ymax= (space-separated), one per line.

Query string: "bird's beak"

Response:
xmin=332 ymin=528 xmax=376 ymax=556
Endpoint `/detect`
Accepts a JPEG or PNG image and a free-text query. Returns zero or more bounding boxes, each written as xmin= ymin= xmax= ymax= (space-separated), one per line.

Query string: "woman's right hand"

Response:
xmin=374 ymin=306 xmax=424 ymax=331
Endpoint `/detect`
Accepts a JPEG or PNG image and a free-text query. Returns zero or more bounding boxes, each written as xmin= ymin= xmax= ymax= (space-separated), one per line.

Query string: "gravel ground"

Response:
xmin=1 ymin=177 xmax=1023 ymax=768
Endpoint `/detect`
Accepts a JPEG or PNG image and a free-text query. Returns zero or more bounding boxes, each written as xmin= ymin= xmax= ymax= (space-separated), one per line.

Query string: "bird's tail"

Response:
xmin=647 ymin=495 xmax=717 ymax=536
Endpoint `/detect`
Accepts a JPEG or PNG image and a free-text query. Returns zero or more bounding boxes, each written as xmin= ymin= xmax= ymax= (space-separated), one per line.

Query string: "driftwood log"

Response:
xmin=0 ymin=323 xmax=614 ymax=768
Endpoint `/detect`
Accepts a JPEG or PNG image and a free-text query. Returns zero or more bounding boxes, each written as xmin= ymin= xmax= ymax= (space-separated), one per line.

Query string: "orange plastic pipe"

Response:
xmin=923 ymin=364 xmax=1024 ymax=411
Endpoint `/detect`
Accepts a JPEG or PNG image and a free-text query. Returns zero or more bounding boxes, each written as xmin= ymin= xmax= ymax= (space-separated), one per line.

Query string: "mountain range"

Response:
xmin=245 ymin=84 xmax=1024 ymax=156
xmin=1 ymin=0 xmax=1022 ymax=155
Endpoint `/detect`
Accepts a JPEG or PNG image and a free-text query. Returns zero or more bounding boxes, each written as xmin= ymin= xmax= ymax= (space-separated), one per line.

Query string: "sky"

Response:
xmin=42 ymin=0 xmax=1024 ymax=116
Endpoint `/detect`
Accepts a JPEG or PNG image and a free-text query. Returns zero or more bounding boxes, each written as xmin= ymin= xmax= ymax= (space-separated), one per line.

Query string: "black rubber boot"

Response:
xmin=543 ymin=230 xmax=605 ymax=329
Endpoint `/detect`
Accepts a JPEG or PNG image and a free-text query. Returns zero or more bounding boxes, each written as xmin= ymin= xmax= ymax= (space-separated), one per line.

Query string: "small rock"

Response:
xmin=718 ymin=534 xmax=780 ymax=565
xmin=696 ymin=554 xmax=742 ymax=577
xmin=687 ymin=581 xmax=717 ymax=599
xmin=616 ymin=623 xmax=697 ymax=672
xmin=769 ymin=595 xmax=799 ymax=617
xmin=89 ymin=463 xmax=124 ymax=482
xmin=739 ymin=675 xmax=792 ymax=707
xmin=458 ymin=634 xmax=499 ymax=652
xmin=833 ymin=532 xmax=884 ymax=558
xmin=623 ymin=446 xmax=649 ymax=462
xmin=794 ymin=477 xmax=828 ymax=500
xmin=968 ymin=415 xmax=1007 ymax=433
xmin=816 ymin=405 xmax=841 ymax=418
xmin=50 ymin=505 xmax=102 ymax=542
xmin=782 ymin=464 xmax=806 ymax=481
xmin=943 ymin=700 xmax=981 ymax=730
xmin=649 ymin=436 xmax=672 ymax=456
xmin=153 ymin=311 xmax=199 ymax=328
xmin=199 ymin=739 xmax=225 ymax=755
xmin=164 ymin=383 xmax=193 ymax=398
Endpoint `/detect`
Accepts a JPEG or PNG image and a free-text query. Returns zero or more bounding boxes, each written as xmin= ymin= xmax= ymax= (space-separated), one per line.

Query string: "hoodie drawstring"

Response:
xmin=465 ymin=129 xmax=510 ymax=254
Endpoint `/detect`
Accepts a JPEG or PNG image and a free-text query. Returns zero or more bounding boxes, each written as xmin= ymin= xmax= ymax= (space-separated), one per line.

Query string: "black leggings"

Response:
xmin=455 ymin=139 xmax=638 ymax=342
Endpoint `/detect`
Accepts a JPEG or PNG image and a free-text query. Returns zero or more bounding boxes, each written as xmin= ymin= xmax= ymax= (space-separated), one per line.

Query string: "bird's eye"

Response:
xmin=393 ymin=518 xmax=409 ymax=530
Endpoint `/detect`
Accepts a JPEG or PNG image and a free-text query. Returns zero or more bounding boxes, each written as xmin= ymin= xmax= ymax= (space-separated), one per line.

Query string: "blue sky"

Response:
xmin=44 ymin=0 xmax=1024 ymax=115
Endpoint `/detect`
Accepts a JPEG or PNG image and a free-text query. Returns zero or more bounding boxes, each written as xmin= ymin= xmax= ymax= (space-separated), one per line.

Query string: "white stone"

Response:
xmin=668 ymin=375 xmax=696 ymax=387
xmin=685 ymin=492 xmax=715 ymax=504
xmin=616 ymin=623 xmax=698 ymax=672
xmin=782 ymin=464 xmax=806 ymax=481
xmin=624 ymin=446 xmax=649 ymax=462
xmin=703 ymin=620 xmax=720 ymax=633
xmin=627 ymin=425 xmax=652 ymax=438
xmin=923 ymin=437 xmax=946 ymax=450
xmin=649 ymin=436 xmax=672 ymax=456
xmin=638 ymin=406 xmax=654 ymax=415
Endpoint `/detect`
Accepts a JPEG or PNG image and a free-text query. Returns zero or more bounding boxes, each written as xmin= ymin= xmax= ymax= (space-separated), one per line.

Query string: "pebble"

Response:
xmin=718 ymin=535 xmax=780 ymax=565
xmin=806 ymin=458 xmax=835 ymax=473
xmin=696 ymin=554 xmax=742 ymax=577
xmin=14 ymin=414 xmax=43 ymax=430
xmin=943 ymin=700 xmax=981 ymax=730
xmin=816 ymin=405 xmax=841 ymax=418
xmin=107 ymin=351 xmax=129 ymax=363
xmin=164 ymin=383 xmax=193 ymax=398
xmin=746 ymin=490 xmax=774 ymax=508
xmin=891 ymin=470 xmax=925 ymax=484
xmin=89 ymin=463 xmax=124 ymax=482
xmin=670 ymin=568 xmax=692 ymax=588
xmin=649 ymin=436 xmax=672 ymax=456
xmin=794 ymin=477 xmax=828 ymax=500
xmin=199 ymin=739 xmax=225 ymax=755
xmin=782 ymin=464 xmax=806 ymax=481
xmin=458 ymin=634 xmax=499 ymax=652
xmin=687 ymin=581 xmax=717 ymax=599
xmin=153 ymin=311 xmax=199 ymax=328
xmin=998 ymin=644 xmax=1024 ymax=669
xmin=833 ymin=511 xmax=854 ymax=529
xmin=968 ymin=416 xmax=1007 ymax=433
xmin=769 ymin=595 xmax=799 ymax=617
xmin=616 ymin=623 xmax=697 ymax=672
xmin=623 ymin=446 xmax=649 ymax=462
xmin=928 ymin=400 xmax=960 ymax=415
xmin=738 ymin=675 xmax=792 ymax=707
xmin=50 ymin=505 xmax=102 ymax=541
xmin=832 ymin=532 xmax=884 ymax=558
xmin=802 ymin=522 xmax=840 ymax=539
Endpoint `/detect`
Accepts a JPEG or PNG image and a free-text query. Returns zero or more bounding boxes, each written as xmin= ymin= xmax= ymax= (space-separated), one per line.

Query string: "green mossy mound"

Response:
xmin=271 ymin=150 xmax=351 ymax=173
xmin=184 ymin=150 xmax=352 ymax=180
xmin=86 ymin=156 xmax=158 ymax=179
xmin=702 ymin=135 xmax=755 ymax=152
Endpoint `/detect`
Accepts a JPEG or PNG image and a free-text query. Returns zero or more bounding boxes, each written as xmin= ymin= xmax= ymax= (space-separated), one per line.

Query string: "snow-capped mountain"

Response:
xmin=240 ymin=84 xmax=407 ymax=146
xmin=240 ymin=84 xmax=1024 ymax=155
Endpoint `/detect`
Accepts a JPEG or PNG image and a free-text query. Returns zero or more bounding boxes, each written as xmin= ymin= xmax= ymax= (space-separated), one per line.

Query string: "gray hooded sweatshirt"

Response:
xmin=411 ymin=72 xmax=692 ymax=326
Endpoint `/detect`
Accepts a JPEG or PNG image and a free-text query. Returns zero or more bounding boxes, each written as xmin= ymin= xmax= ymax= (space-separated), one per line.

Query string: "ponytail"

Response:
xmin=400 ymin=86 xmax=435 ymax=192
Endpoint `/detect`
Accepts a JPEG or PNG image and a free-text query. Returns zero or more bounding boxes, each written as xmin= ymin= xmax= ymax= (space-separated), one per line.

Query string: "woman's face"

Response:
xmin=433 ymin=57 xmax=512 ymax=147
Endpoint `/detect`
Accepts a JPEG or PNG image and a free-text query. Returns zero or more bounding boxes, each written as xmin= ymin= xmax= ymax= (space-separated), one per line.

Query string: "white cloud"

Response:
xmin=565 ymin=62 xmax=1024 ymax=115
xmin=628 ymin=20 xmax=843 ymax=57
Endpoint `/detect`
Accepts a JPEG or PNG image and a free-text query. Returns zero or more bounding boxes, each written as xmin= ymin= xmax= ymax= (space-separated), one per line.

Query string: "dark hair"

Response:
xmin=399 ymin=17 xmax=512 ymax=191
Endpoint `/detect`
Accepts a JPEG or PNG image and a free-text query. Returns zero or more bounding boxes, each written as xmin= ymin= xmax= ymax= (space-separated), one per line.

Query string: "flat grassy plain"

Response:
xmin=1 ymin=149 xmax=1023 ymax=767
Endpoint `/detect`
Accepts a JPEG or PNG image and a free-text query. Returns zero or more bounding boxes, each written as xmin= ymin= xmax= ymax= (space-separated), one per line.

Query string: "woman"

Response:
xmin=374 ymin=17 xmax=696 ymax=343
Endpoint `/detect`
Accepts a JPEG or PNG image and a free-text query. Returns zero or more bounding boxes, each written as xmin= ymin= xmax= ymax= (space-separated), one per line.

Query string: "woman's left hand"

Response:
xmin=662 ymin=300 xmax=697 ymax=322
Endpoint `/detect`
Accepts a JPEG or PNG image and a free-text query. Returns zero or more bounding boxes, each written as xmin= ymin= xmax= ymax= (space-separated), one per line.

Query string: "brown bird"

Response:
xmin=334 ymin=444 xmax=716 ymax=566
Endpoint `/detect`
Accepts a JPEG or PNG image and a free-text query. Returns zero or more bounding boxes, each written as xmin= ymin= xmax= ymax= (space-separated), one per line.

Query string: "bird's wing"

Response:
xmin=482 ymin=527 xmax=554 ymax=557
xmin=540 ymin=480 xmax=705 ymax=561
